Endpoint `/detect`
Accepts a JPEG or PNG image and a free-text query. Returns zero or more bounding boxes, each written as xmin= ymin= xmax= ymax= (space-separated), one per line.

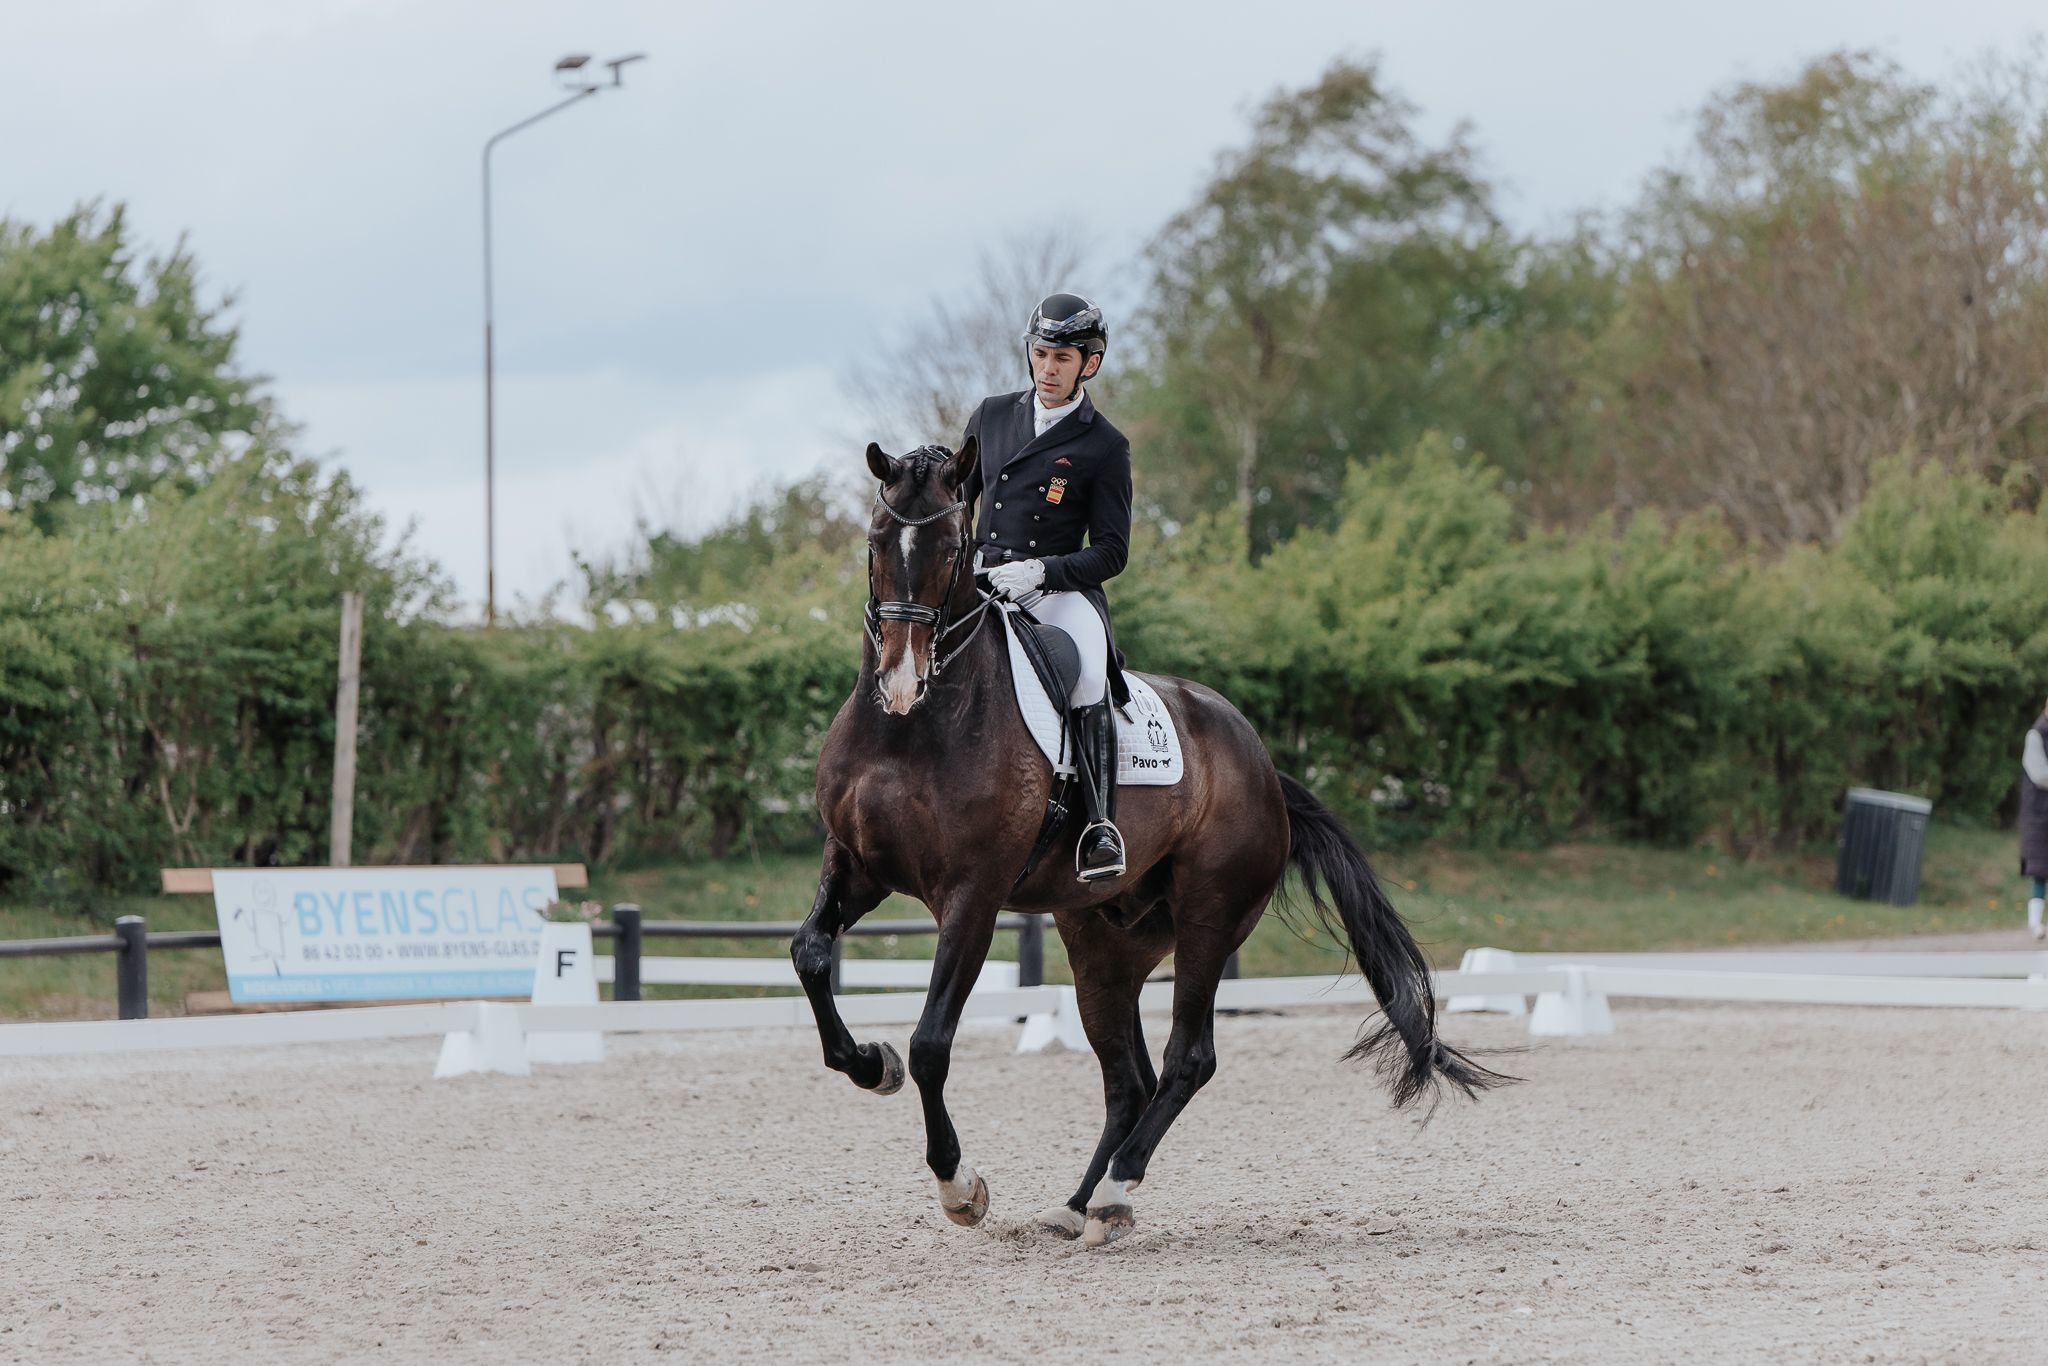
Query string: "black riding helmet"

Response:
xmin=1023 ymin=293 xmax=1107 ymax=402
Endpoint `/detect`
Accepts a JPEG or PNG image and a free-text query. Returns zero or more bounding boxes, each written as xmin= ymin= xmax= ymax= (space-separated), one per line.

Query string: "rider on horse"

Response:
xmin=807 ymin=309 xmax=1510 ymax=1241
xmin=960 ymin=293 xmax=1134 ymax=883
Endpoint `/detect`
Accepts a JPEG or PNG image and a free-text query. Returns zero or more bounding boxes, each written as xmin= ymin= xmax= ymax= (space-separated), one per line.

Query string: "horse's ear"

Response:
xmin=865 ymin=442 xmax=894 ymax=484
xmin=947 ymin=436 xmax=978 ymax=490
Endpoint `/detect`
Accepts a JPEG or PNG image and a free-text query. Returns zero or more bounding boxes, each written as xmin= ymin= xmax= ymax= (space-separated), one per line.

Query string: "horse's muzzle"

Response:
xmin=875 ymin=640 xmax=931 ymax=715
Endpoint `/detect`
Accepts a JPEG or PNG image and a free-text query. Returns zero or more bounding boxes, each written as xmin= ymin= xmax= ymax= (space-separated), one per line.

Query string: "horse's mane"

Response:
xmin=902 ymin=445 xmax=952 ymax=483
xmin=887 ymin=445 xmax=960 ymax=516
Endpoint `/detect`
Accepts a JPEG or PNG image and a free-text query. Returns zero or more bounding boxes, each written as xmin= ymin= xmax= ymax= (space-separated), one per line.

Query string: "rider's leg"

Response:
xmin=1032 ymin=593 xmax=1122 ymax=880
xmin=2029 ymin=876 xmax=2045 ymax=940
xmin=1073 ymin=697 xmax=1124 ymax=879
xmin=1030 ymin=592 xmax=1108 ymax=706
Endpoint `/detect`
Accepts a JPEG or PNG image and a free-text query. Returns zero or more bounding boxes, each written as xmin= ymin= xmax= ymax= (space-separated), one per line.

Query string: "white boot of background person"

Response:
xmin=2021 ymin=701 xmax=2048 ymax=942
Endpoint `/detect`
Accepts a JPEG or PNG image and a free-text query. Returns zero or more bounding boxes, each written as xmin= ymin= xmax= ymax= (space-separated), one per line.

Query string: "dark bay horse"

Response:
xmin=791 ymin=440 xmax=1507 ymax=1246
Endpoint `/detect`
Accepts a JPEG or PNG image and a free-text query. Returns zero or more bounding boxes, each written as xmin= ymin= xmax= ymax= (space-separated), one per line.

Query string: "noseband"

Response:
xmin=863 ymin=460 xmax=994 ymax=684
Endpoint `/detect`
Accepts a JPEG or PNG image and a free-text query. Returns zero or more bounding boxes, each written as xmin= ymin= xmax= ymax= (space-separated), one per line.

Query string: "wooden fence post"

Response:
xmin=330 ymin=591 xmax=364 ymax=867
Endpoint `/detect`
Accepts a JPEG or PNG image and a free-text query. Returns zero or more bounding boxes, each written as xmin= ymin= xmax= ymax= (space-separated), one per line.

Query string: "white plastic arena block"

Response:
xmin=1527 ymin=965 xmax=1615 ymax=1038
xmin=1445 ymin=947 xmax=1529 ymax=1016
xmin=1016 ymin=985 xmax=1092 ymax=1055
xmin=2027 ymin=973 xmax=2048 ymax=1014
xmin=527 ymin=923 xmax=605 ymax=1065
xmin=434 ymin=1001 xmax=533 ymax=1078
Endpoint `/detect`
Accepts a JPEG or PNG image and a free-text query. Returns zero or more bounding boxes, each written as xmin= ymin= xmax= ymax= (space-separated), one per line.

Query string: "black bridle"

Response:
xmin=863 ymin=473 xmax=994 ymax=685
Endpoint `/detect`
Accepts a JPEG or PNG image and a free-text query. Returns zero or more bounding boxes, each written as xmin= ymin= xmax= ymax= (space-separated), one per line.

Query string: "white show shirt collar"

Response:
xmin=1033 ymin=389 xmax=1083 ymax=437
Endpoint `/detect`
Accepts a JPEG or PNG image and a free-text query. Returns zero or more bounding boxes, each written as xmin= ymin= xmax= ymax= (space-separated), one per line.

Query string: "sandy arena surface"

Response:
xmin=3 ymin=1000 xmax=2046 ymax=1364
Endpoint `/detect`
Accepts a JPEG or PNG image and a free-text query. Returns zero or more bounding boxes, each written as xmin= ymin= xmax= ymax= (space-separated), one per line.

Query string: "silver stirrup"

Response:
xmin=1076 ymin=821 xmax=1126 ymax=882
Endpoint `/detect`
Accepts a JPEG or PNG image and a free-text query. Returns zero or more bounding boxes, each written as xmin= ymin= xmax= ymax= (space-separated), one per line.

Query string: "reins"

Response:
xmin=863 ymin=487 xmax=995 ymax=683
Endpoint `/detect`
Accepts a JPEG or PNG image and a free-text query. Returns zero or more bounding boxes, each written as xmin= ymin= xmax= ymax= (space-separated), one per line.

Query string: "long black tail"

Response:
xmin=1278 ymin=772 xmax=1516 ymax=1108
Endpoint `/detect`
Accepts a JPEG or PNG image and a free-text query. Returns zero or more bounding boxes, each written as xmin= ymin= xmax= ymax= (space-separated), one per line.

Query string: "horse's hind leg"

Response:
xmin=1037 ymin=911 xmax=1166 ymax=1239
xmin=1085 ymin=911 xmax=1247 ymax=1248
xmin=791 ymin=838 xmax=897 ymax=1093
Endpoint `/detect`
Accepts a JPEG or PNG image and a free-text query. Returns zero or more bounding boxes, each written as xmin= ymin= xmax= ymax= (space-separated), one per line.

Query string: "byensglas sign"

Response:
xmin=212 ymin=867 xmax=559 ymax=1002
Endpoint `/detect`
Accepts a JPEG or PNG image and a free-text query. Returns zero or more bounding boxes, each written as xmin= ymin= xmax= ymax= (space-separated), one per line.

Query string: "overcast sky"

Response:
xmin=5 ymin=0 xmax=2041 ymax=616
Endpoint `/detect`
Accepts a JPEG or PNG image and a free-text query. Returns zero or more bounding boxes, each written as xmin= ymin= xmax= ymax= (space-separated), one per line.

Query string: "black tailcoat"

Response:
xmin=962 ymin=389 xmax=1132 ymax=707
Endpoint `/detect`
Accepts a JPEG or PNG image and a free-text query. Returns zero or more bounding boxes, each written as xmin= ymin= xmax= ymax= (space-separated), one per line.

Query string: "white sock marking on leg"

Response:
xmin=937 ymin=1161 xmax=980 ymax=1207
xmin=1036 ymin=1204 xmax=1086 ymax=1235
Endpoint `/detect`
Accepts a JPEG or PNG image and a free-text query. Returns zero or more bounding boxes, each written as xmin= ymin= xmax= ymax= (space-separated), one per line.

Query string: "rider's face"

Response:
xmin=1031 ymin=344 xmax=1098 ymax=403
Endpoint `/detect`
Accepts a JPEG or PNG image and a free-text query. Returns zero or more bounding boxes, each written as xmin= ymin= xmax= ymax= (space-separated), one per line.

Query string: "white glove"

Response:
xmin=986 ymin=559 xmax=1046 ymax=600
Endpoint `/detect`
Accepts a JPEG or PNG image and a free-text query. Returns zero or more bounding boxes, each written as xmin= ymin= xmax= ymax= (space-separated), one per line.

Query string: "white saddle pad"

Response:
xmin=997 ymin=602 xmax=1185 ymax=786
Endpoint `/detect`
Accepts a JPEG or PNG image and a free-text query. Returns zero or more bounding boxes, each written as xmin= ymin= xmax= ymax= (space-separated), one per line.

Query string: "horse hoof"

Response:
xmin=1084 ymin=1204 xmax=1134 ymax=1247
xmin=940 ymin=1170 xmax=990 ymax=1227
xmin=867 ymin=1042 xmax=905 ymax=1095
xmin=1034 ymin=1204 xmax=1086 ymax=1240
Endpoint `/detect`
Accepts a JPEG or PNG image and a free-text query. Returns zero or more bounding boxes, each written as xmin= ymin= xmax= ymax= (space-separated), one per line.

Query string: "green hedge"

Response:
xmin=0 ymin=457 xmax=856 ymax=900
xmin=3 ymin=444 xmax=2042 ymax=900
xmin=1115 ymin=441 xmax=2047 ymax=850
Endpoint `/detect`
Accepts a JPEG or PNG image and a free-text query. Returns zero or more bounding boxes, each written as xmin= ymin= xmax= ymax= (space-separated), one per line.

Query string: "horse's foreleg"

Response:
xmin=1084 ymin=918 xmax=1238 ymax=1248
xmin=791 ymin=839 xmax=897 ymax=1093
xmin=909 ymin=893 xmax=1001 ymax=1227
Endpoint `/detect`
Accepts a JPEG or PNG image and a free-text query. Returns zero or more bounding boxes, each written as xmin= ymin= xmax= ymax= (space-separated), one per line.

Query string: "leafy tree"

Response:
xmin=580 ymin=474 xmax=865 ymax=620
xmin=0 ymin=204 xmax=278 ymax=530
xmin=0 ymin=449 xmax=445 ymax=892
xmin=1123 ymin=58 xmax=1507 ymax=552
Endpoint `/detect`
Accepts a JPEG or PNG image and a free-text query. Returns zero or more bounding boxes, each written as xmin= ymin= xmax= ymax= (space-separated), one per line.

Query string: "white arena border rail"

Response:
xmin=593 ymin=955 xmax=1020 ymax=992
xmin=1490 ymin=949 xmax=2048 ymax=978
xmin=0 ymin=989 xmax=1065 ymax=1062
xmin=5 ymin=947 xmax=2047 ymax=1064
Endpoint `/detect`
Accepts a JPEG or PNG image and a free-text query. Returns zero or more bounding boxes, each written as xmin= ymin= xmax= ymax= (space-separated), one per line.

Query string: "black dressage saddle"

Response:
xmin=1009 ymin=613 xmax=1081 ymax=716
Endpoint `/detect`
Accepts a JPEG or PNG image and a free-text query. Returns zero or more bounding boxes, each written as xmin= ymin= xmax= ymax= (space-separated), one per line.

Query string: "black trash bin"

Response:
xmin=1833 ymin=787 xmax=1933 ymax=907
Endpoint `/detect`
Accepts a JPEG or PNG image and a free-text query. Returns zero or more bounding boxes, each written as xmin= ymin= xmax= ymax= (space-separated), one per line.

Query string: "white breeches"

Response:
xmin=1032 ymin=591 xmax=1109 ymax=706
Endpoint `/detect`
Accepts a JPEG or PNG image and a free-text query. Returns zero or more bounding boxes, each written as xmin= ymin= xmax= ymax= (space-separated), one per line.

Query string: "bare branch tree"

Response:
xmin=1599 ymin=51 xmax=2048 ymax=545
xmin=847 ymin=230 xmax=1092 ymax=449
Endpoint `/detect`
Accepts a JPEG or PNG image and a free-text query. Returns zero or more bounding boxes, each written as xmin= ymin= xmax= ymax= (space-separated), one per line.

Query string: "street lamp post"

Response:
xmin=481 ymin=53 xmax=645 ymax=626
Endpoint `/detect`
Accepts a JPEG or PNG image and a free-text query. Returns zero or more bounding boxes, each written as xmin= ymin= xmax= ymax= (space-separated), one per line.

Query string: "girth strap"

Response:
xmin=1012 ymin=773 xmax=1077 ymax=893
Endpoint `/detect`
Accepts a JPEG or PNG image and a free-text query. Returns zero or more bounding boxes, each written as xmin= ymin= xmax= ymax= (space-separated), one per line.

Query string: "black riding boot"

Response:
xmin=1072 ymin=701 xmax=1126 ymax=882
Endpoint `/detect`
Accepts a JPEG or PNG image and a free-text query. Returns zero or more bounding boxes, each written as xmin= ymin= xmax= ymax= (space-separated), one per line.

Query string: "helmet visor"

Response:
xmin=1024 ymin=305 xmax=1105 ymax=349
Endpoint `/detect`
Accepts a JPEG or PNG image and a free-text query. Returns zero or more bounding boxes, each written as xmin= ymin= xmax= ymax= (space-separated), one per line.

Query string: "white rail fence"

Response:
xmin=593 ymin=955 xmax=1020 ymax=992
xmin=1478 ymin=949 xmax=2048 ymax=978
xmin=3 ymin=945 xmax=2045 ymax=1073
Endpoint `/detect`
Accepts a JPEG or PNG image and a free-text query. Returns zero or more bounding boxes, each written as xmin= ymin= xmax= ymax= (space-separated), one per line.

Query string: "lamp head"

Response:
xmin=554 ymin=54 xmax=597 ymax=92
